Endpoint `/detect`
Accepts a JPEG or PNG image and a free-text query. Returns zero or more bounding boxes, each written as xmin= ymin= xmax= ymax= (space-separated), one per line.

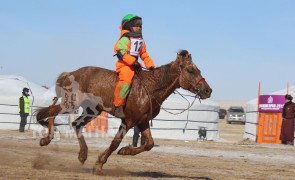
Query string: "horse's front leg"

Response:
xmin=39 ymin=105 xmax=62 ymax=146
xmin=72 ymin=111 xmax=96 ymax=164
xmin=40 ymin=115 xmax=55 ymax=146
xmin=93 ymin=123 xmax=128 ymax=174
xmin=117 ymin=122 xmax=154 ymax=155
xmin=72 ymin=119 xmax=88 ymax=164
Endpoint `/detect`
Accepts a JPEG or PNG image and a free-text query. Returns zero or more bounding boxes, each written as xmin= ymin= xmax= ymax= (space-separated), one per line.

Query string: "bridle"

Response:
xmin=135 ymin=55 xmax=209 ymax=131
xmin=135 ymin=64 xmax=206 ymax=116
xmin=180 ymin=71 xmax=206 ymax=101
xmin=193 ymin=77 xmax=206 ymax=98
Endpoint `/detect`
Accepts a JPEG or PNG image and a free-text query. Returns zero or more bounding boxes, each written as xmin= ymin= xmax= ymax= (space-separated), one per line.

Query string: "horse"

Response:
xmin=36 ymin=49 xmax=212 ymax=173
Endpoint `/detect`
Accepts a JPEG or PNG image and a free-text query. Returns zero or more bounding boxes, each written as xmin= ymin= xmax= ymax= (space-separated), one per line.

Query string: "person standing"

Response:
xmin=132 ymin=126 xmax=145 ymax=147
xmin=280 ymin=94 xmax=295 ymax=145
xmin=18 ymin=87 xmax=30 ymax=132
xmin=112 ymin=14 xmax=155 ymax=118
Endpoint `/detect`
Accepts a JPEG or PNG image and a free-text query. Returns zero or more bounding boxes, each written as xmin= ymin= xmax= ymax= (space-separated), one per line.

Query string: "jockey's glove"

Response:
xmin=134 ymin=61 xmax=141 ymax=71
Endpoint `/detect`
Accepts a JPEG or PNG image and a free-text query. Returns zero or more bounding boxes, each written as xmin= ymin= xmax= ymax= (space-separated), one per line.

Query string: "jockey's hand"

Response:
xmin=149 ymin=67 xmax=155 ymax=71
xmin=134 ymin=61 xmax=141 ymax=71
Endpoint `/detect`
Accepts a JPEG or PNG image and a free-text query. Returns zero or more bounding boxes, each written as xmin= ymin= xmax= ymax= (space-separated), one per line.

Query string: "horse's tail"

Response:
xmin=35 ymin=105 xmax=62 ymax=127
xmin=35 ymin=73 xmax=69 ymax=126
xmin=55 ymin=72 xmax=70 ymax=98
xmin=35 ymin=107 xmax=50 ymax=126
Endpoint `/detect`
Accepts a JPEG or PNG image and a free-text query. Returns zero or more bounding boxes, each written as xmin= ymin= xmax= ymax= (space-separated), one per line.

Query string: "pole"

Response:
xmin=256 ymin=81 xmax=261 ymax=142
xmin=27 ymin=82 xmax=34 ymax=130
xmin=257 ymin=81 xmax=261 ymax=113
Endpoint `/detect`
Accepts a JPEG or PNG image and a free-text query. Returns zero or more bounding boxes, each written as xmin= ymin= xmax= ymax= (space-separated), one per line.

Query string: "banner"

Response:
xmin=258 ymin=95 xmax=285 ymax=112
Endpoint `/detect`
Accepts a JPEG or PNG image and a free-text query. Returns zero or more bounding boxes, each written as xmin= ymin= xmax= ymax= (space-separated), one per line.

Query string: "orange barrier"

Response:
xmin=85 ymin=112 xmax=108 ymax=133
xmin=257 ymin=112 xmax=282 ymax=144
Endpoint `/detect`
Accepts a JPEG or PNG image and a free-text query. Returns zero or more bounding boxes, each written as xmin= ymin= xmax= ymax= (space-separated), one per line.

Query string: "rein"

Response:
xmin=164 ymin=90 xmax=199 ymax=115
xmin=135 ymin=68 xmax=154 ymax=126
xmin=135 ymin=58 xmax=207 ymax=132
xmin=135 ymin=66 xmax=204 ymax=117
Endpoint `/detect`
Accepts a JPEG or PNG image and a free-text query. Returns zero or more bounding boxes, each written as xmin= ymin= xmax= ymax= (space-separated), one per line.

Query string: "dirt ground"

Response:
xmin=1 ymin=119 xmax=295 ymax=180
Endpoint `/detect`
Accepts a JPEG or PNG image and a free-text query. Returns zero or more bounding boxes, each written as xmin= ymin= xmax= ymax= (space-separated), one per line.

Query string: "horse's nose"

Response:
xmin=205 ymin=88 xmax=212 ymax=96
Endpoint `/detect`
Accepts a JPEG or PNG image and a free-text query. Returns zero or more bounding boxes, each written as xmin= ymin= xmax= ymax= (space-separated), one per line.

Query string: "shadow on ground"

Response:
xmin=129 ymin=171 xmax=212 ymax=179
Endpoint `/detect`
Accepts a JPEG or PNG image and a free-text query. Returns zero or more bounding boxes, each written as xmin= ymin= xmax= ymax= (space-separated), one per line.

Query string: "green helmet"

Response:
xmin=121 ymin=14 xmax=142 ymax=30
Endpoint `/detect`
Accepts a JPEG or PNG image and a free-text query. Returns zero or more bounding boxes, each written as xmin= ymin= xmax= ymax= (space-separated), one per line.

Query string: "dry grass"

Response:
xmin=1 ymin=120 xmax=295 ymax=180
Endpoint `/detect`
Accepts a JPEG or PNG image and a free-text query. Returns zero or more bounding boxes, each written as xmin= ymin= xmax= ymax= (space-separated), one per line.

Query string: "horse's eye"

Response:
xmin=188 ymin=68 xmax=194 ymax=74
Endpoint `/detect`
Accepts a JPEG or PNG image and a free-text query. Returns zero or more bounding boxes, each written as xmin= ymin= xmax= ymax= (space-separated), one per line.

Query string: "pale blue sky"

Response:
xmin=0 ymin=0 xmax=294 ymax=101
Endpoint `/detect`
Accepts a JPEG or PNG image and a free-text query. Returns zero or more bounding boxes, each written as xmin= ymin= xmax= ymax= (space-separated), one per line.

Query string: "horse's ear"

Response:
xmin=177 ymin=53 xmax=182 ymax=60
xmin=176 ymin=53 xmax=192 ymax=63
xmin=187 ymin=54 xmax=192 ymax=61
xmin=176 ymin=50 xmax=192 ymax=68
xmin=177 ymin=50 xmax=191 ymax=60
xmin=176 ymin=53 xmax=184 ymax=66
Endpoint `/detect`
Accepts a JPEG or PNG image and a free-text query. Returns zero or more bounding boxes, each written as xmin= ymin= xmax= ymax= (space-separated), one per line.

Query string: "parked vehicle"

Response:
xmin=219 ymin=108 xmax=227 ymax=119
xmin=226 ymin=106 xmax=246 ymax=124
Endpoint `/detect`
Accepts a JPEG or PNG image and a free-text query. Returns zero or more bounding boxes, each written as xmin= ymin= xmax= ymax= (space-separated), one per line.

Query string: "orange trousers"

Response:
xmin=113 ymin=62 xmax=135 ymax=107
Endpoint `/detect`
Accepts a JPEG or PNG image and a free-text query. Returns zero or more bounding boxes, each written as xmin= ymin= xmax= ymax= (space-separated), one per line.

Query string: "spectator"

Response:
xmin=132 ymin=126 xmax=145 ymax=147
xmin=18 ymin=88 xmax=30 ymax=132
xmin=280 ymin=94 xmax=295 ymax=145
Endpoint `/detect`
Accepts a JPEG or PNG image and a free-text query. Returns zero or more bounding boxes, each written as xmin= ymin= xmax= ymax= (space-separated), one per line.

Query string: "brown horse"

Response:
xmin=36 ymin=50 xmax=212 ymax=173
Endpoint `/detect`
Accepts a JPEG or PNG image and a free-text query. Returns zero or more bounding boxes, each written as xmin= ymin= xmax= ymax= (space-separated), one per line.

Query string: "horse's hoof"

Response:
xmin=118 ymin=146 xmax=132 ymax=155
xmin=40 ymin=138 xmax=50 ymax=146
xmin=117 ymin=147 xmax=125 ymax=155
xmin=78 ymin=156 xmax=86 ymax=164
xmin=78 ymin=151 xmax=87 ymax=164
xmin=92 ymin=164 xmax=103 ymax=175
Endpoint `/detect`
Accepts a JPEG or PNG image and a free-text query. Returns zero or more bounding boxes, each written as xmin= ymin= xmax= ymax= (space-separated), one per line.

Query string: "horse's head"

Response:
xmin=176 ymin=50 xmax=212 ymax=99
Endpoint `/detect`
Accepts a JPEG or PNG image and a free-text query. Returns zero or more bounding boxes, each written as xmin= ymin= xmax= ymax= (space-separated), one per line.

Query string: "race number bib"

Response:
xmin=129 ymin=37 xmax=144 ymax=56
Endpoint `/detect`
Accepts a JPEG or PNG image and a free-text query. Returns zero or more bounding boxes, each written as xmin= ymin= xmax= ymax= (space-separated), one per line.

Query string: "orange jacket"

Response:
xmin=114 ymin=27 xmax=155 ymax=69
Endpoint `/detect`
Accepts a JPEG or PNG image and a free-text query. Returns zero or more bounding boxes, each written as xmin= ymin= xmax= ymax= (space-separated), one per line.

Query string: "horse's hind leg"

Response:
xmin=73 ymin=107 xmax=100 ymax=164
xmin=40 ymin=105 xmax=62 ymax=146
xmin=117 ymin=122 xmax=154 ymax=155
xmin=93 ymin=122 xmax=129 ymax=173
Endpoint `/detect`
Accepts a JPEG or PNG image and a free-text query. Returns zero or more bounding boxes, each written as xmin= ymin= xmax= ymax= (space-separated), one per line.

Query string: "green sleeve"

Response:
xmin=117 ymin=37 xmax=129 ymax=55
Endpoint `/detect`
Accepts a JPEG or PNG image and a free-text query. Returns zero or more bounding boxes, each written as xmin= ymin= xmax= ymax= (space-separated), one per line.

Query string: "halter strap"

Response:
xmin=196 ymin=77 xmax=205 ymax=86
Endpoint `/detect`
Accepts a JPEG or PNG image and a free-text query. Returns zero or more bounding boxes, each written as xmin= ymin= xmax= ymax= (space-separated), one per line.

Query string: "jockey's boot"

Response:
xmin=133 ymin=134 xmax=139 ymax=147
xmin=140 ymin=135 xmax=146 ymax=146
xmin=114 ymin=106 xmax=125 ymax=118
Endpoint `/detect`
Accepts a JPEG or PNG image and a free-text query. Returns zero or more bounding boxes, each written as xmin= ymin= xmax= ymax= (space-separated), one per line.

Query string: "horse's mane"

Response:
xmin=136 ymin=59 xmax=176 ymax=92
xmin=142 ymin=49 xmax=189 ymax=75
xmin=136 ymin=50 xmax=190 ymax=92
xmin=178 ymin=49 xmax=189 ymax=57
